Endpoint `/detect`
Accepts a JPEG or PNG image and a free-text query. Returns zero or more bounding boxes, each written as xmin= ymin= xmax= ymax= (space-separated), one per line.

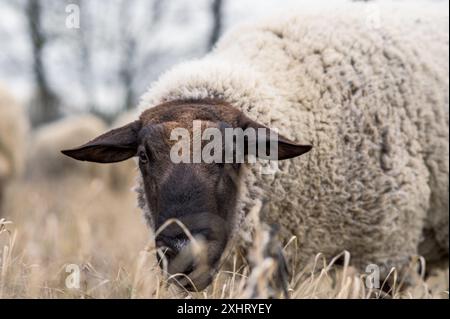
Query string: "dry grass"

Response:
xmin=0 ymin=175 xmax=448 ymax=299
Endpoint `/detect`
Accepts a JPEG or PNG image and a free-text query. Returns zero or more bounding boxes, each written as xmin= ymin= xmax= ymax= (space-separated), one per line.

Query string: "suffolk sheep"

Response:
xmin=0 ymin=86 xmax=27 ymax=213
xmin=29 ymin=114 xmax=109 ymax=180
xmin=62 ymin=2 xmax=449 ymax=291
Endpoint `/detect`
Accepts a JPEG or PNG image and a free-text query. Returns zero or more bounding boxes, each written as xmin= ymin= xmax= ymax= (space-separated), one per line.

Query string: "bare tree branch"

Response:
xmin=208 ymin=0 xmax=224 ymax=51
xmin=118 ymin=0 xmax=164 ymax=112
xmin=25 ymin=0 xmax=60 ymax=126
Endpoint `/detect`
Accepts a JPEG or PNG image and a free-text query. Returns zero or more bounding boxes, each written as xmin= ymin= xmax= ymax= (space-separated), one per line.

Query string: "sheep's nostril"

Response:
xmin=155 ymin=236 xmax=196 ymax=275
xmin=165 ymin=247 xmax=177 ymax=260
xmin=156 ymin=242 xmax=177 ymax=267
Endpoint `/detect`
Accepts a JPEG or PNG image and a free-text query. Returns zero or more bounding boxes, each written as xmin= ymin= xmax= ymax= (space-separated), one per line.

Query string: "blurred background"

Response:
xmin=1 ymin=0 xmax=356 ymax=126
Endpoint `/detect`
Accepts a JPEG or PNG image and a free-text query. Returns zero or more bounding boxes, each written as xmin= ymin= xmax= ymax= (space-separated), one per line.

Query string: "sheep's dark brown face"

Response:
xmin=137 ymin=121 xmax=242 ymax=290
xmin=61 ymin=100 xmax=312 ymax=291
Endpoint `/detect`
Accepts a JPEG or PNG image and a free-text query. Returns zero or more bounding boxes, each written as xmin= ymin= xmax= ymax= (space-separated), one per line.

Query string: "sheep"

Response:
xmin=0 ymin=86 xmax=28 ymax=213
xmin=62 ymin=1 xmax=449 ymax=291
xmin=29 ymin=112 xmax=142 ymax=193
xmin=28 ymin=114 xmax=110 ymax=181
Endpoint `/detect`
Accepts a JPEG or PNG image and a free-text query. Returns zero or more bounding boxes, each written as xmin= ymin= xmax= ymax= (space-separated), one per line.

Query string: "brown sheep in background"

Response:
xmin=27 ymin=113 xmax=140 ymax=193
xmin=0 ymin=86 xmax=28 ymax=214
xmin=27 ymin=114 xmax=110 ymax=181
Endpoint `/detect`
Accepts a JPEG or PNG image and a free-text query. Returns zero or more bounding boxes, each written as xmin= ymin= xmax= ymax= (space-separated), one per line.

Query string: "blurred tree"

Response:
xmin=119 ymin=0 xmax=164 ymax=112
xmin=75 ymin=0 xmax=165 ymax=122
xmin=208 ymin=0 xmax=224 ymax=50
xmin=3 ymin=0 xmax=210 ymax=125
xmin=25 ymin=0 xmax=61 ymax=127
xmin=76 ymin=0 xmax=95 ymax=114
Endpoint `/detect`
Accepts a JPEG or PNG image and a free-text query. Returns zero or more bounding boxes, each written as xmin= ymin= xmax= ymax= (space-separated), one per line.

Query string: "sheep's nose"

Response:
xmin=156 ymin=237 xmax=187 ymax=259
xmin=155 ymin=237 xmax=194 ymax=274
xmin=156 ymin=245 xmax=176 ymax=265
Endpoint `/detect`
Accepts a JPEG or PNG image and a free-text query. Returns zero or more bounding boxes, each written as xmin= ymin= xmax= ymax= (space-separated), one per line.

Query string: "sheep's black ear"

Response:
xmin=240 ymin=115 xmax=312 ymax=160
xmin=61 ymin=120 xmax=142 ymax=163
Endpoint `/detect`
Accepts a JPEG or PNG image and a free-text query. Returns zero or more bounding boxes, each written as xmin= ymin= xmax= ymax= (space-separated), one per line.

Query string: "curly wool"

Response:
xmin=138 ymin=2 xmax=449 ymax=274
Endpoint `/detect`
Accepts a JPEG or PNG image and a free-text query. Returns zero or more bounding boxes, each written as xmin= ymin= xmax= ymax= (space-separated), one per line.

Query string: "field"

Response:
xmin=0 ymin=172 xmax=448 ymax=299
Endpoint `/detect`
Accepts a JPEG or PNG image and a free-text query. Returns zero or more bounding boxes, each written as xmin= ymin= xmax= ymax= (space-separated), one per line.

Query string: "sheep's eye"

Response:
xmin=139 ymin=151 xmax=148 ymax=164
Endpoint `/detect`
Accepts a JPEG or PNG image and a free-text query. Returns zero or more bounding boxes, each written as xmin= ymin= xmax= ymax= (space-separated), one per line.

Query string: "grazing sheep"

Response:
xmin=0 ymin=86 xmax=27 ymax=212
xmin=29 ymin=114 xmax=109 ymax=180
xmin=63 ymin=2 xmax=449 ymax=291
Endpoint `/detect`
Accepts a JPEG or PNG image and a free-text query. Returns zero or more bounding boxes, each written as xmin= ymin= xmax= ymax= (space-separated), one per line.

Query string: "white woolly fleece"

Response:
xmin=138 ymin=2 xmax=449 ymax=275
